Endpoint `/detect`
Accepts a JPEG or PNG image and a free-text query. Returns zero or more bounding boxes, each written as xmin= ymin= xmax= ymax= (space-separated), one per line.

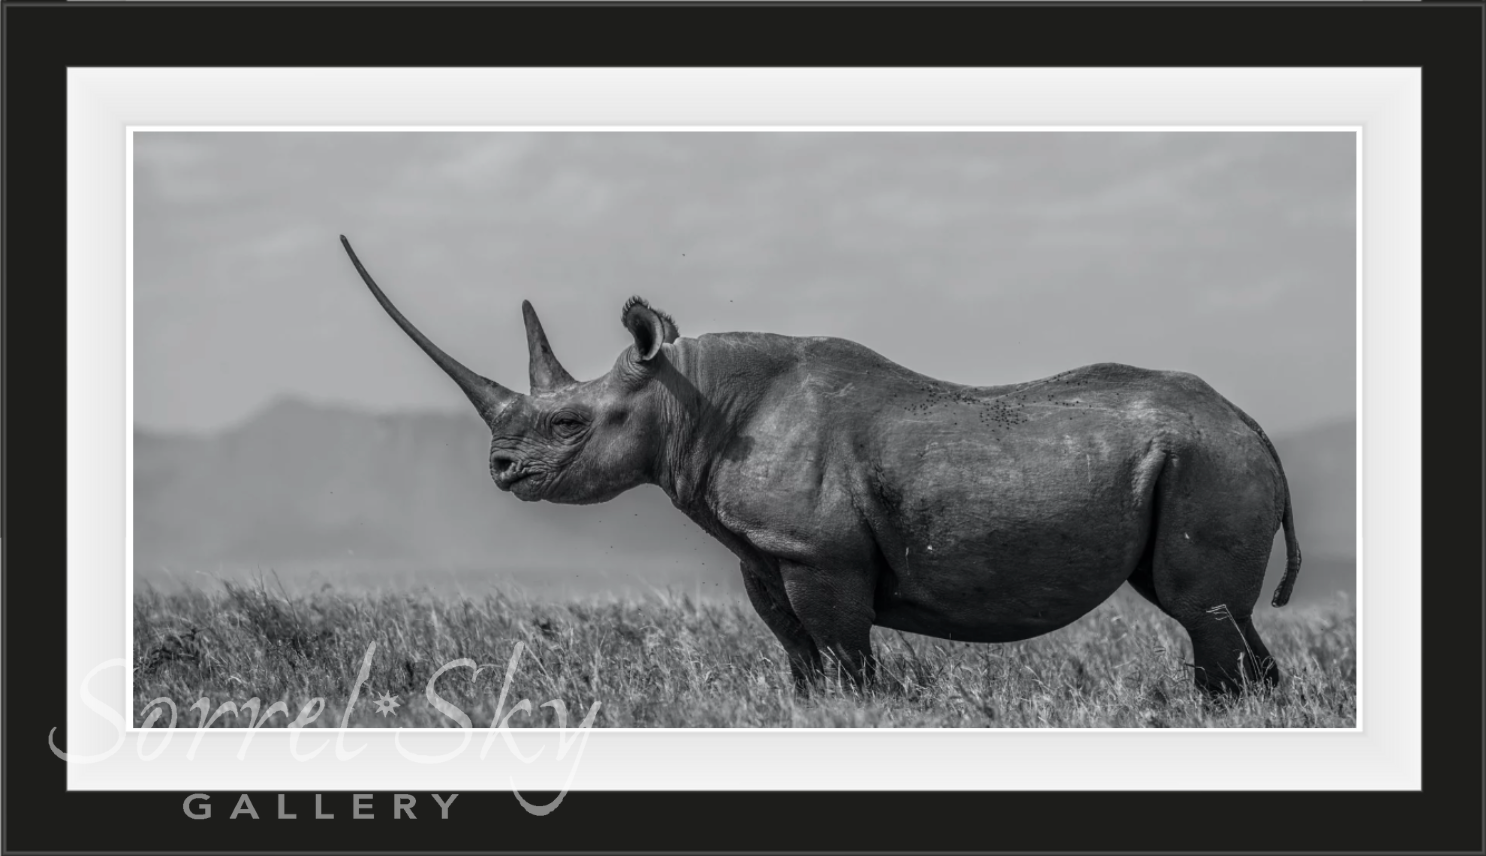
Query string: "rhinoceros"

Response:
xmin=340 ymin=236 xmax=1301 ymax=697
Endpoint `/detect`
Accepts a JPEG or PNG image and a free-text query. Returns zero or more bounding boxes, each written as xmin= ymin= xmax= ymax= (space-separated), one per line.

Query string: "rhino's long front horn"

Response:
xmin=340 ymin=236 xmax=517 ymax=422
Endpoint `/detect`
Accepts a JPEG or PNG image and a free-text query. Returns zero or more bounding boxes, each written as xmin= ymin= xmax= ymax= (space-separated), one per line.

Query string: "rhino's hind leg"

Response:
xmin=1238 ymin=614 xmax=1280 ymax=687
xmin=1182 ymin=611 xmax=1280 ymax=695
xmin=742 ymin=568 xmax=823 ymax=694
xmin=779 ymin=561 xmax=878 ymax=691
xmin=1148 ymin=450 xmax=1285 ymax=697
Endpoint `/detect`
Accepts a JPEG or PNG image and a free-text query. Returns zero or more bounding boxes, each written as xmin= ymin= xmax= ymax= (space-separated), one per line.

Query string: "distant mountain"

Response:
xmin=133 ymin=399 xmax=1354 ymax=601
xmin=133 ymin=396 xmax=743 ymax=594
xmin=1262 ymin=416 xmax=1356 ymax=602
xmin=1269 ymin=417 xmax=1356 ymax=561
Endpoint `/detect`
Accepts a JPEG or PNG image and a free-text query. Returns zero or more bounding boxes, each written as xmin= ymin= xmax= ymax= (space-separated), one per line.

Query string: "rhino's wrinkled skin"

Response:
xmin=342 ymin=237 xmax=1302 ymax=697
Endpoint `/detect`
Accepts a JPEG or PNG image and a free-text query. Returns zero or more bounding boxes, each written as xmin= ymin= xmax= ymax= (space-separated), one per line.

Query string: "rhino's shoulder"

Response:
xmin=693 ymin=330 xmax=892 ymax=357
xmin=688 ymin=332 xmax=918 ymax=379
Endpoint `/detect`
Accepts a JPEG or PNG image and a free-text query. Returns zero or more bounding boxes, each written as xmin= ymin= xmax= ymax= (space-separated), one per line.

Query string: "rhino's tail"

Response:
xmin=1229 ymin=404 xmax=1303 ymax=607
xmin=1271 ymin=486 xmax=1302 ymax=607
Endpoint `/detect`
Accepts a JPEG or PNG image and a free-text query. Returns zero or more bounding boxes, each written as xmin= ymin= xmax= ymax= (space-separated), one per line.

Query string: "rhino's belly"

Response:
xmin=872 ymin=560 xmax=1131 ymax=643
xmin=867 ymin=494 xmax=1152 ymax=643
xmin=863 ymin=424 xmax=1159 ymax=641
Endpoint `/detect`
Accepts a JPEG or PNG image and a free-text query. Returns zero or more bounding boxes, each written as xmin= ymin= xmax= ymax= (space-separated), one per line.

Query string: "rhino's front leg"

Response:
xmin=741 ymin=567 xmax=822 ymax=694
xmin=779 ymin=561 xmax=878 ymax=691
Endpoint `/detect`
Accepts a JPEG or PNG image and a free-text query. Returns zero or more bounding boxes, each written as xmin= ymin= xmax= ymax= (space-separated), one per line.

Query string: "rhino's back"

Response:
xmin=694 ymin=334 xmax=1259 ymax=499
xmin=862 ymin=360 xmax=1260 ymax=512
xmin=750 ymin=338 xmax=1221 ymax=428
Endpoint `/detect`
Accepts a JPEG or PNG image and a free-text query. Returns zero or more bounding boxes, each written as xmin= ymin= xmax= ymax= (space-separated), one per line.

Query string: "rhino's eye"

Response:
xmin=551 ymin=413 xmax=587 ymax=437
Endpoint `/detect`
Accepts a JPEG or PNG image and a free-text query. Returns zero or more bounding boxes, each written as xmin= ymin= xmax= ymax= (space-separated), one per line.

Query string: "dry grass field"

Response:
xmin=132 ymin=577 xmax=1356 ymax=729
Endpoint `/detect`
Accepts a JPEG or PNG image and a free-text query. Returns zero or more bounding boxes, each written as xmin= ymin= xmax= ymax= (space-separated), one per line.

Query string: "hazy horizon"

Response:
xmin=136 ymin=385 xmax=1360 ymax=442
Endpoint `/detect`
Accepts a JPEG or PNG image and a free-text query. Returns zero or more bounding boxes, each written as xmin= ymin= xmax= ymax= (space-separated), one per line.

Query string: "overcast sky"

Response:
xmin=134 ymin=131 xmax=1355 ymax=437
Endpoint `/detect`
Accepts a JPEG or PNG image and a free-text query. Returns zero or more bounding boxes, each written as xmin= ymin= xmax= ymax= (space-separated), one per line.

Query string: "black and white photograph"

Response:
xmin=131 ymin=130 xmax=1358 ymax=729
xmin=7 ymin=3 xmax=1481 ymax=851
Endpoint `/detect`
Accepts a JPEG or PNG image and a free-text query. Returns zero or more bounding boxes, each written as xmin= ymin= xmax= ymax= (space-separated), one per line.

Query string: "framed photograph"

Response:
xmin=4 ymin=2 xmax=1480 ymax=853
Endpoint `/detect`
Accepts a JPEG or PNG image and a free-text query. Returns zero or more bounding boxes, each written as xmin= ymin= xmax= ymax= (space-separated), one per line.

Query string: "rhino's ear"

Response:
xmin=620 ymin=296 xmax=679 ymax=362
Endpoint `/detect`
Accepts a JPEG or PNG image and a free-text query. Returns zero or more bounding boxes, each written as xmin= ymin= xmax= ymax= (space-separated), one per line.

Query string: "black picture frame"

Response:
xmin=3 ymin=2 xmax=1481 ymax=853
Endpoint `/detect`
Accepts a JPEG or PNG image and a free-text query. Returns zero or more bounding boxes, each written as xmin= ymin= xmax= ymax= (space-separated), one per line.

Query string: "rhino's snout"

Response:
xmin=490 ymin=454 xmax=529 ymax=491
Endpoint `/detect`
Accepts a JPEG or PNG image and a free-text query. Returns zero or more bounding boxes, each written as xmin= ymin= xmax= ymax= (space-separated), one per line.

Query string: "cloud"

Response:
xmin=1196 ymin=271 xmax=1299 ymax=315
xmin=134 ymin=135 xmax=229 ymax=205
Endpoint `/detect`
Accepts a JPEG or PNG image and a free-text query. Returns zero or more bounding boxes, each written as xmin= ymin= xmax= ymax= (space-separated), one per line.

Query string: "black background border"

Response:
xmin=3 ymin=2 xmax=1482 ymax=853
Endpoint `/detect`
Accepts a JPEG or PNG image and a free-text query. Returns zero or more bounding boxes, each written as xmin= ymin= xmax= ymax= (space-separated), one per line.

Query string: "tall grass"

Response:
xmin=133 ymin=578 xmax=1355 ymax=729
